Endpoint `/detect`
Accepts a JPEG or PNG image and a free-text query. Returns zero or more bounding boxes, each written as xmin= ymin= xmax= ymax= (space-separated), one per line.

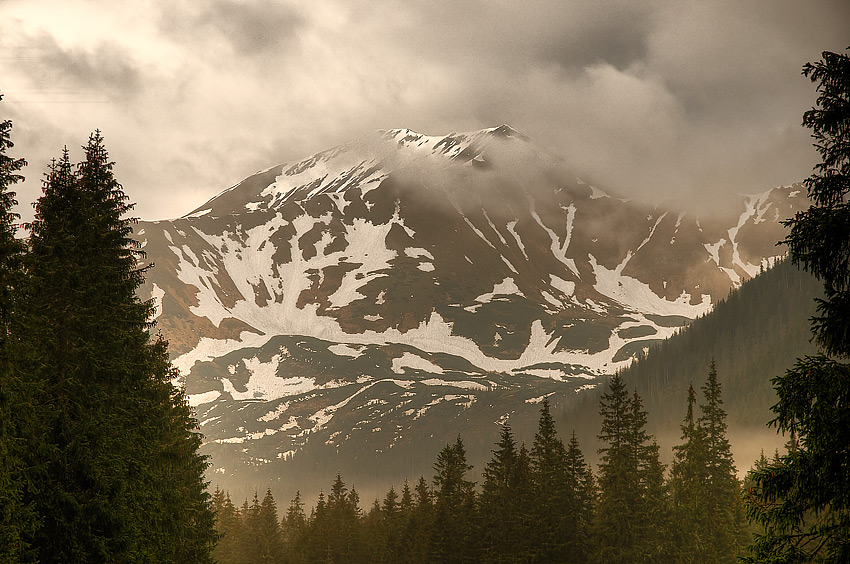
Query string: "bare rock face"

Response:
xmin=135 ymin=126 xmax=804 ymax=498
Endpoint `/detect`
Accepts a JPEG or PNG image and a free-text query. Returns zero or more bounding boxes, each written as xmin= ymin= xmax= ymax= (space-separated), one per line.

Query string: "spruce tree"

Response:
xmin=529 ymin=399 xmax=573 ymax=563
xmin=282 ymin=491 xmax=306 ymax=563
xmin=698 ymin=362 xmax=746 ymax=561
xmin=593 ymin=375 xmax=668 ymax=563
xmin=593 ymin=374 xmax=639 ymax=563
xmin=18 ymin=133 xmax=215 ymax=562
xmin=243 ymin=492 xmax=264 ymax=564
xmin=323 ymin=474 xmax=363 ymax=563
xmin=303 ymin=491 xmax=330 ymax=563
xmin=430 ymin=436 xmax=477 ymax=564
xmin=21 ymin=149 xmax=113 ymax=562
xmin=213 ymin=490 xmax=244 ymax=564
xmin=381 ymin=486 xmax=406 ymax=564
xmin=783 ymin=48 xmax=850 ymax=359
xmin=479 ymin=424 xmax=516 ymax=563
xmin=513 ymin=444 xmax=536 ymax=563
xmin=256 ymin=488 xmax=285 ymax=564
xmin=395 ymin=480 xmax=416 ymax=564
xmin=0 ymin=91 xmax=34 ymax=564
xmin=362 ymin=498 xmax=385 ymax=564
xmin=480 ymin=424 xmax=532 ymax=564
xmin=409 ymin=476 xmax=434 ymax=564
xmin=628 ymin=391 xmax=672 ymax=562
xmin=400 ymin=480 xmax=414 ymax=514
xmin=0 ymin=93 xmax=24 ymax=329
xmin=744 ymin=50 xmax=850 ymax=559
xmin=564 ymin=431 xmax=595 ymax=563
xmin=669 ymin=384 xmax=711 ymax=563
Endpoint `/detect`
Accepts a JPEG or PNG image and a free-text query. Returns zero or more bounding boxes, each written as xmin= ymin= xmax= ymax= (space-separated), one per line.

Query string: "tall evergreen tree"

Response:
xmin=17 ymin=133 xmax=215 ymax=562
xmin=744 ymin=50 xmax=850 ymax=562
xmin=242 ymin=492 xmax=264 ymax=564
xmin=302 ymin=491 xmax=330 ymax=564
xmin=593 ymin=374 xmax=639 ymax=563
xmin=645 ymin=441 xmax=674 ymax=562
xmin=479 ymin=424 xmax=533 ymax=564
xmin=0 ymin=91 xmax=34 ymax=564
xmin=529 ymin=399 xmax=574 ymax=563
xmin=256 ymin=488 xmax=285 ymax=564
xmin=400 ymin=481 xmax=414 ymax=514
xmin=0 ymin=93 xmax=24 ymax=329
xmin=669 ymin=384 xmax=711 ymax=563
xmin=628 ymin=391 xmax=672 ymax=563
xmin=564 ymin=431 xmax=595 ymax=563
xmin=783 ymin=48 xmax=850 ymax=359
xmin=593 ymin=375 xmax=668 ymax=563
xmin=408 ymin=476 xmax=434 ymax=564
xmin=282 ymin=490 xmax=306 ymax=563
xmin=513 ymin=444 xmax=535 ymax=560
xmin=697 ymin=362 xmax=746 ymax=561
xmin=322 ymin=474 xmax=363 ymax=563
xmin=213 ymin=490 xmax=244 ymax=564
xmin=362 ymin=498 xmax=386 ymax=564
xmin=430 ymin=436 xmax=477 ymax=564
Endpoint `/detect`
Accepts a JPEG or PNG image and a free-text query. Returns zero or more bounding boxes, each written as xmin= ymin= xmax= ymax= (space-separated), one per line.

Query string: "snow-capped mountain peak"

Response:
xmin=186 ymin=125 xmax=533 ymax=219
xmin=135 ymin=126 xmax=806 ymax=497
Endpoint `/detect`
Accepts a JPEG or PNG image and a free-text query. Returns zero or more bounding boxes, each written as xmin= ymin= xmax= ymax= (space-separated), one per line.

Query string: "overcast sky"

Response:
xmin=1 ymin=0 xmax=848 ymax=221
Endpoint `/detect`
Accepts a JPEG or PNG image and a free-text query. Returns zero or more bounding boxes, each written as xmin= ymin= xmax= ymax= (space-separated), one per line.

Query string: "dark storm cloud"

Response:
xmin=361 ymin=0 xmax=850 ymax=207
xmin=519 ymin=1 xmax=658 ymax=72
xmin=158 ymin=0 xmax=304 ymax=56
xmin=12 ymin=33 xmax=142 ymax=103
xmin=543 ymin=18 xmax=652 ymax=72
xmin=354 ymin=0 xmax=659 ymax=72
xmin=206 ymin=0 xmax=304 ymax=55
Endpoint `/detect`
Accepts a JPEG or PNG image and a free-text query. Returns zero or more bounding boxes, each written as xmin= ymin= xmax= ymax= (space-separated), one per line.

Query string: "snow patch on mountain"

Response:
xmin=150 ymin=283 xmax=165 ymax=319
xmin=325 ymin=218 xmax=399 ymax=308
xmin=328 ymin=343 xmax=364 ymax=358
xmin=704 ymin=239 xmax=726 ymax=266
xmin=519 ymin=368 xmax=568 ymax=380
xmin=728 ymin=192 xmax=770 ymax=278
xmin=404 ymin=247 xmax=434 ymax=259
xmin=475 ymin=278 xmax=523 ymax=303
xmin=549 ymin=274 xmax=576 ymax=296
xmin=589 ymin=254 xmax=712 ymax=317
xmin=408 ymin=394 xmax=477 ymax=420
xmin=506 ymin=220 xmax=528 ymax=260
xmin=530 ymin=203 xmax=579 ymax=277
xmin=220 ymin=354 xmax=317 ymax=401
xmin=189 ymin=390 xmax=221 ymax=407
xmin=420 ymin=378 xmax=489 ymax=391
xmin=392 ymin=352 xmax=444 ymax=374
xmin=460 ymin=211 xmax=498 ymax=250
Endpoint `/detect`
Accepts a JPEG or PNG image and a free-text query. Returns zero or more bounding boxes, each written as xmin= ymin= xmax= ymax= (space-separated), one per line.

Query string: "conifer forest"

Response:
xmin=0 ymin=43 xmax=847 ymax=564
xmin=210 ymin=371 xmax=752 ymax=564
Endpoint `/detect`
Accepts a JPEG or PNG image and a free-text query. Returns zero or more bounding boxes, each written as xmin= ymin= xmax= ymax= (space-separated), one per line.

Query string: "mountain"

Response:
xmin=134 ymin=125 xmax=807 ymax=500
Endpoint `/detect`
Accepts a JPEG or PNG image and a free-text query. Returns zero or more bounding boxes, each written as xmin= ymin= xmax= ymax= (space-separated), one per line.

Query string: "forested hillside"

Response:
xmin=564 ymin=257 xmax=821 ymax=462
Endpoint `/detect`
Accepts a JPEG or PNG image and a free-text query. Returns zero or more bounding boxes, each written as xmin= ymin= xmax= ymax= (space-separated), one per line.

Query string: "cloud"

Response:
xmin=157 ymin=0 xmax=305 ymax=57
xmin=12 ymin=33 xmax=143 ymax=104
xmin=1 ymin=0 xmax=849 ymax=222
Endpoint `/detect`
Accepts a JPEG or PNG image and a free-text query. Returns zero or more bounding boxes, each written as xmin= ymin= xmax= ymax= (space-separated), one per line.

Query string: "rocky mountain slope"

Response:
xmin=134 ymin=125 xmax=806 ymax=497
